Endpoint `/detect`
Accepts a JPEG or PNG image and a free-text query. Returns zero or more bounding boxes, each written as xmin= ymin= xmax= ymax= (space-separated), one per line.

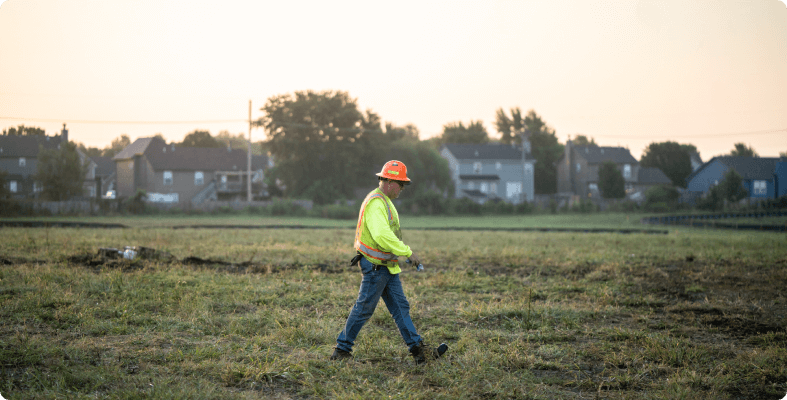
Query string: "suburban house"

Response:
xmin=113 ymin=137 xmax=271 ymax=207
xmin=0 ymin=125 xmax=97 ymax=199
xmin=684 ymin=156 xmax=787 ymax=201
xmin=557 ymin=141 xmax=643 ymax=199
xmin=440 ymin=143 xmax=536 ymax=204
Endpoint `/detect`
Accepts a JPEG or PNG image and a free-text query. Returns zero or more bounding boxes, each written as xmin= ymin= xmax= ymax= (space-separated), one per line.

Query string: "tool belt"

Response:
xmin=349 ymin=252 xmax=387 ymax=271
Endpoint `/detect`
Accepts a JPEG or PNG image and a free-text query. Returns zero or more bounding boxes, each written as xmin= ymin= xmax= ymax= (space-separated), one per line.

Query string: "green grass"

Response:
xmin=3 ymin=212 xmax=659 ymax=230
xmin=1 ymin=223 xmax=786 ymax=399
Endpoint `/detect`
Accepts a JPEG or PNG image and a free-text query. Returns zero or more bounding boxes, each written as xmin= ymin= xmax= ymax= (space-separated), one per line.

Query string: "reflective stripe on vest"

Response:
xmin=354 ymin=190 xmax=396 ymax=263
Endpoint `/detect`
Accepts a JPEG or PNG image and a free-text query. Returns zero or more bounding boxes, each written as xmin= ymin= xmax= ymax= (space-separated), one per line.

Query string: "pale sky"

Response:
xmin=1 ymin=0 xmax=785 ymax=159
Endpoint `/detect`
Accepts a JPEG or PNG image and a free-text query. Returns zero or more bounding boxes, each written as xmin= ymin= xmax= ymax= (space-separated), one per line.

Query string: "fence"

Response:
xmin=0 ymin=199 xmax=119 ymax=216
xmin=641 ymin=210 xmax=787 ymax=232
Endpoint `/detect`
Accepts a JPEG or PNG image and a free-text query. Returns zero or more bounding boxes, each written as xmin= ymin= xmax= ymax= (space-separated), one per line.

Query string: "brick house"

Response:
xmin=557 ymin=141 xmax=640 ymax=199
xmin=440 ymin=143 xmax=536 ymax=204
xmin=113 ymin=137 xmax=270 ymax=206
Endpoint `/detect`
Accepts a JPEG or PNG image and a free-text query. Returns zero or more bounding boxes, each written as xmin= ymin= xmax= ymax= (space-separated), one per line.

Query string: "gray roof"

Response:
xmin=91 ymin=156 xmax=116 ymax=177
xmin=113 ymin=137 xmax=156 ymax=160
xmin=0 ymin=135 xmax=64 ymax=158
xmin=442 ymin=143 xmax=526 ymax=160
xmin=691 ymin=156 xmax=781 ymax=181
xmin=573 ymin=145 xmax=637 ymax=164
xmin=638 ymin=167 xmax=672 ymax=185
xmin=114 ymin=137 xmax=252 ymax=171
xmin=459 ymin=174 xmax=500 ymax=180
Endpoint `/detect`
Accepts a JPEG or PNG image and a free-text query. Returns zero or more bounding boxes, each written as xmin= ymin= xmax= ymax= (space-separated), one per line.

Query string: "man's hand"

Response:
xmin=408 ymin=252 xmax=422 ymax=269
xmin=398 ymin=252 xmax=422 ymax=270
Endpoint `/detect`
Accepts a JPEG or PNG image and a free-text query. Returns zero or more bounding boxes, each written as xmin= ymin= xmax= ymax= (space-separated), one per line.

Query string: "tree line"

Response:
xmin=0 ymin=91 xmax=776 ymax=204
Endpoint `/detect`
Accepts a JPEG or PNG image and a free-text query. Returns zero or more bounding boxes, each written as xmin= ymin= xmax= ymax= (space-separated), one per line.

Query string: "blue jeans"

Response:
xmin=336 ymin=257 xmax=422 ymax=353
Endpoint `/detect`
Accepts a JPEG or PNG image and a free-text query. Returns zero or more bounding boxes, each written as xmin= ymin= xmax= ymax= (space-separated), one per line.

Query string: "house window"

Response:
xmin=495 ymin=162 xmax=501 ymax=171
xmin=576 ymin=163 xmax=581 ymax=173
xmin=163 ymin=171 xmax=173 ymax=186
xmin=490 ymin=182 xmax=497 ymax=195
xmin=480 ymin=182 xmax=488 ymax=193
xmin=33 ymin=182 xmax=42 ymax=193
xmin=623 ymin=164 xmax=631 ymax=179
xmin=19 ymin=157 xmax=26 ymax=167
xmin=588 ymin=183 xmax=598 ymax=191
xmin=525 ymin=163 xmax=533 ymax=173
xmin=194 ymin=171 xmax=204 ymax=186
xmin=468 ymin=181 xmax=475 ymax=190
xmin=753 ymin=180 xmax=767 ymax=195
xmin=88 ymin=186 xmax=96 ymax=198
xmin=473 ymin=162 xmax=482 ymax=174
xmin=9 ymin=181 xmax=17 ymax=193
xmin=506 ymin=182 xmax=521 ymax=199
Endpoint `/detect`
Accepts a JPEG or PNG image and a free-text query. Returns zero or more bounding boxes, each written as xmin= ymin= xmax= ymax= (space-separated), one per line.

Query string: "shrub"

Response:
xmin=482 ymin=199 xmax=514 ymax=215
xmin=571 ymin=198 xmax=595 ymax=213
xmin=449 ymin=197 xmax=482 ymax=215
xmin=550 ymin=199 xmax=559 ymax=214
xmin=608 ymin=200 xmax=639 ymax=212
xmin=645 ymin=201 xmax=671 ymax=213
xmin=124 ymin=190 xmax=147 ymax=214
xmin=318 ymin=204 xmax=357 ymax=220
xmin=245 ymin=205 xmax=265 ymax=214
xmin=269 ymin=198 xmax=308 ymax=216
xmin=415 ymin=190 xmax=449 ymax=215
xmin=644 ymin=185 xmax=679 ymax=212
xmin=211 ymin=205 xmax=235 ymax=215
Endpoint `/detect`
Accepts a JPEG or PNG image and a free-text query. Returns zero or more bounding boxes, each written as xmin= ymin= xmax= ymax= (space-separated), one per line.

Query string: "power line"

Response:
xmin=2 ymin=115 xmax=784 ymax=140
xmin=0 ymin=116 xmax=247 ymax=124
xmin=582 ymin=128 xmax=787 ymax=139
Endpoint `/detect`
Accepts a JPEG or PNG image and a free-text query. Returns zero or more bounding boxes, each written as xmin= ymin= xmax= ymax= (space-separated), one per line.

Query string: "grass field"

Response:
xmin=1 ymin=217 xmax=786 ymax=399
xmin=2 ymin=213 xmax=658 ymax=230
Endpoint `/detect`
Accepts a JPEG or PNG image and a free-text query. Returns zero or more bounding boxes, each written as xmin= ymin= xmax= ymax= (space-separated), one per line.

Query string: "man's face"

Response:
xmin=382 ymin=179 xmax=405 ymax=199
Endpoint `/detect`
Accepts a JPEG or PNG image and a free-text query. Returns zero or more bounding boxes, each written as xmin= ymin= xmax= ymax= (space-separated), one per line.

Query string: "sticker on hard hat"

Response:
xmin=387 ymin=170 xmax=399 ymax=175
xmin=392 ymin=162 xmax=398 ymax=166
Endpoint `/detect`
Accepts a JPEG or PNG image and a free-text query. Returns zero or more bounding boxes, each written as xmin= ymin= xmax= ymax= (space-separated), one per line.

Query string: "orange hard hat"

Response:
xmin=376 ymin=160 xmax=411 ymax=185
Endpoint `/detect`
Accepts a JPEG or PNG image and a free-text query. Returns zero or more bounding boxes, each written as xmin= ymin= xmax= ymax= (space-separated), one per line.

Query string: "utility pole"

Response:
xmin=247 ymin=100 xmax=252 ymax=202
xmin=521 ymin=124 xmax=527 ymax=204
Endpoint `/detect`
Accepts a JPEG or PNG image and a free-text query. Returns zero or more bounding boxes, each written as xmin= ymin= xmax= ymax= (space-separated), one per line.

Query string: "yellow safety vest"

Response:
xmin=354 ymin=189 xmax=406 ymax=271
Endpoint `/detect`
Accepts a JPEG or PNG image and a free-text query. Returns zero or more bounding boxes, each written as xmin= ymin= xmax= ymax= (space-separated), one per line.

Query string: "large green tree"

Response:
xmin=383 ymin=122 xmax=419 ymax=142
xmin=35 ymin=141 xmax=88 ymax=201
xmin=180 ymin=130 xmax=221 ymax=148
xmin=440 ymin=121 xmax=489 ymax=144
xmin=572 ymin=135 xmax=596 ymax=146
xmin=497 ymin=108 xmax=564 ymax=193
xmin=523 ymin=110 xmax=563 ymax=194
xmin=718 ymin=169 xmax=748 ymax=202
xmin=105 ymin=134 xmax=132 ymax=157
xmin=640 ymin=141 xmax=692 ymax=188
xmin=598 ymin=161 xmax=625 ymax=199
xmin=2 ymin=125 xmax=46 ymax=136
xmin=259 ymin=90 xmax=382 ymax=203
xmin=729 ymin=143 xmax=758 ymax=157
xmin=494 ymin=107 xmax=525 ymax=145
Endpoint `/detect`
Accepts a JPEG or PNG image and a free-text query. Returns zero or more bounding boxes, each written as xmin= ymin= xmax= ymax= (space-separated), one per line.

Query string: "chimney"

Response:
xmin=61 ymin=123 xmax=68 ymax=143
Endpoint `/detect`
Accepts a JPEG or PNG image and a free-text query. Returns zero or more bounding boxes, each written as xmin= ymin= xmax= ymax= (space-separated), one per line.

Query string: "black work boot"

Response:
xmin=410 ymin=342 xmax=448 ymax=365
xmin=330 ymin=347 xmax=352 ymax=361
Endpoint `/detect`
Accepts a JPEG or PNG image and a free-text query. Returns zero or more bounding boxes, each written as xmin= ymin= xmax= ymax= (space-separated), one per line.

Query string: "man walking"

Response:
xmin=331 ymin=160 xmax=447 ymax=364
